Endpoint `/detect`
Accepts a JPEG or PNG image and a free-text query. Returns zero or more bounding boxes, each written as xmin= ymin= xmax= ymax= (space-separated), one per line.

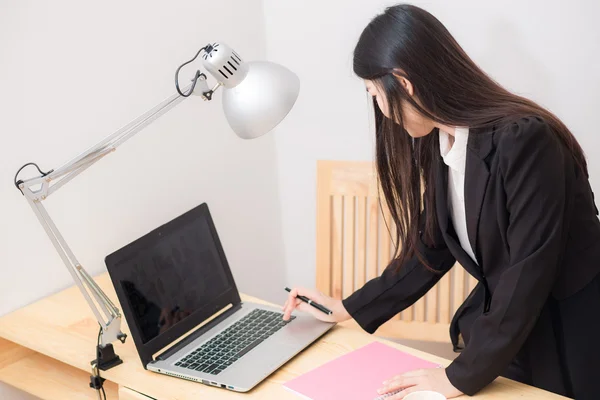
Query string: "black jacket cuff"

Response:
xmin=446 ymin=359 xmax=479 ymax=396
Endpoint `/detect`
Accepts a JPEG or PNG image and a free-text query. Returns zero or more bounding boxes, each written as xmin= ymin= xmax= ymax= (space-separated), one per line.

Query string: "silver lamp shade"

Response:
xmin=201 ymin=43 xmax=300 ymax=139
xmin=222 ymin=61 xmax=300 ymax=139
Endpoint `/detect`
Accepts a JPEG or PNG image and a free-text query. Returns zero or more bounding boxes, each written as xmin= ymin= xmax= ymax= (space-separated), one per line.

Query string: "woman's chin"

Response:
xmin=405 ymin=126 xmax=436 ymax=138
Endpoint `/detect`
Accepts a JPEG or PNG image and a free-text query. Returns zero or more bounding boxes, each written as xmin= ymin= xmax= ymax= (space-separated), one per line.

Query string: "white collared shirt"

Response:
xmin=439 ymin=127 xmax=478 ymax=264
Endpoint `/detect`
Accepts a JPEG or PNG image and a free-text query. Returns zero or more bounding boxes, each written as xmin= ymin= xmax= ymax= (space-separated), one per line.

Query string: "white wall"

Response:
xmin=0 ymin=1 xmax=286 ymax=397
xmin=263 ymin=0 xmax=600 ymax=289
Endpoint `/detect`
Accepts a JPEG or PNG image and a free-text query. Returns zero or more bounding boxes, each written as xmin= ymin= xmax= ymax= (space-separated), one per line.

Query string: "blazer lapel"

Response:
xmin=435 ymin=151 xmax=481 ymax=278
xmin=435 ymin=154 xmax=449 ymax=235
xmin=464 ymin=128 xmax=495 ymax=264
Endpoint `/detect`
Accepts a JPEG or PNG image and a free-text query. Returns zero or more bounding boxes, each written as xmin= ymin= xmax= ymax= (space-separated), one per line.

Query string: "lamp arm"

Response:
xmin=15 ymin=77 xmax=209 ymax=350
xmin=51 ymin=84 xmax=191 ymax=182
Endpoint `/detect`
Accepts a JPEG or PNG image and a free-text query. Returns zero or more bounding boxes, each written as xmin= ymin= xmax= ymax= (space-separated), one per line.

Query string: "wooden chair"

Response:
xmin=316 ymin=160 xmax=477 ymax=343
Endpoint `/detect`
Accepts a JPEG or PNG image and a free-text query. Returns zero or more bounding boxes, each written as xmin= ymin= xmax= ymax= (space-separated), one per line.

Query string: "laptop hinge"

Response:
xmin=153 ymin=303 xmax=242 ymax=362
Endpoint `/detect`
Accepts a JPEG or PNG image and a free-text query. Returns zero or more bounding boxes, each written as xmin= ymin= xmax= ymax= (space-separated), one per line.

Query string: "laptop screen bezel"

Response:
xmin=105 ymin=202 xmax=242 ymax=367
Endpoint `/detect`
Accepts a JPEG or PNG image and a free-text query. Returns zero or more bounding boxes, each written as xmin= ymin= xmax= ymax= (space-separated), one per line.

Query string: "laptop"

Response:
xmin=105 ymin=203 xmax=334 ymax=392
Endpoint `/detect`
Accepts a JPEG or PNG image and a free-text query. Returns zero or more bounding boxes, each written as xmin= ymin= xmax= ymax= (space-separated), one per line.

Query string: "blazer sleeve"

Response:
xmin=342 ymin=200 xmax=456 ymax=334
xmin=445 ymin=117 xmax=573 ymax=395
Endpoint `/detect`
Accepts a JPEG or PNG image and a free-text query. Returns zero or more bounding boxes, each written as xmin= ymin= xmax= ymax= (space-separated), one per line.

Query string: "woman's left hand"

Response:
xmin=377 ymin=368 xmax=463 ymax=399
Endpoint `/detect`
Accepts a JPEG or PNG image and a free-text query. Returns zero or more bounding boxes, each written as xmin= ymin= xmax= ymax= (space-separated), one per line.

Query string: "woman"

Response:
xmin=283 ymin=4 xmax=600 ymax=399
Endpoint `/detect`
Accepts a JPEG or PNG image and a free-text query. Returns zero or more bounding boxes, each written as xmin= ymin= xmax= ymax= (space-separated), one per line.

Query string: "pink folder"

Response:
xmin=284 ymin=341 xmax=441 ymax=400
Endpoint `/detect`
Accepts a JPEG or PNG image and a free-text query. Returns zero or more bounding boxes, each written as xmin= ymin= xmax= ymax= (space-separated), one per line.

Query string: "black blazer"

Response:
xmin=342 ymin=117 xmax=600 ymax=395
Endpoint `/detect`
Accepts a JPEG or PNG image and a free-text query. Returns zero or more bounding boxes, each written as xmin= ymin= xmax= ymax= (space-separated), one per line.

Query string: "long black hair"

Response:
xmin=353 ymin=4 xmax=587 ymax=272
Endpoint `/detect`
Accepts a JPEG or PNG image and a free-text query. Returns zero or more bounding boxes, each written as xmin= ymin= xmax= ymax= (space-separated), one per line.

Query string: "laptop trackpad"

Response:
xmin=222 ymin=343 xmax=295 ymax=388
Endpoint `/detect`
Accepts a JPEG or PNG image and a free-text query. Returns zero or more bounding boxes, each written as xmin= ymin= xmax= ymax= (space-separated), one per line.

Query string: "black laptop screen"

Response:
xmin=112 ymin=206 xmax=234 ymax=344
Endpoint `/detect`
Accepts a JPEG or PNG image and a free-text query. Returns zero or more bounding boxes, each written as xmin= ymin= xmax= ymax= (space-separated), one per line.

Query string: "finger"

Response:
xmin=385 ymin=369 xmax=427 ymax=383
xmin=283 ymin=291 xmax=299 ymax=320
xmin=378 ymin=377 xmax=418 ymax=394
xmin=290 ymin=288 xmax=300 ymax=306
xmin=283 ymin=300 xmax=292 ymax=320
xmin=297 ymin=287 xmax=324 ymax=304
xmin=283 ymin=304 xmax=292 ymax=321
xmin=282 ymin=299 xmax=288 ymax=311
xmin=401 ymin=369 xmax=428 ymax=377
xmin=296 ymin=301 xmax=331 ymax=322
xmin=292 ymin=287 xmax=318 ymax=302
xmin=288 ymin=288 xmax=297 ymax=308
xmin=284 ymin=291 xmax=295 ymax=313
xmin=389 ymin=386 xmax=418 ymax=400
xmin=286 ymin=288 xmax=304 ymax=317
xmin=283 ymin=299 xmax=302 ymax=321
xmin=288 ymin=299 xmax=302 ymax=317
xmin=383 ymin=373 xmax=417 ymax=386
xmin=295 ymin=300 xmax=314 ymax=315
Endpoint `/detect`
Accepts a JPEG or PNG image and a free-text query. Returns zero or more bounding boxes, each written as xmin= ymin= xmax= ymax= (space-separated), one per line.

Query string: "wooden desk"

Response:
xmin=0 ymin=273 xmax=565 ymax=399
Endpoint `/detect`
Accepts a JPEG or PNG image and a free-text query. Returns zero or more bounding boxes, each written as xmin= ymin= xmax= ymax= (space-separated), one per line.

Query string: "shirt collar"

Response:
xmin=439 ymin=127 xmax=469 ymax=174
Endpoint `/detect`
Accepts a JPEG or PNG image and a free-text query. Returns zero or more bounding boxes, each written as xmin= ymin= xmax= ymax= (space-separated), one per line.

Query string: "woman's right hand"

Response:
xmin=282 ymin=287 xmax=351 ymax=323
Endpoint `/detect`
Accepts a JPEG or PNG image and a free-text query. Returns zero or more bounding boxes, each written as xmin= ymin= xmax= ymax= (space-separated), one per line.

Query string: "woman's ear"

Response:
xmin=393 ymin=73 xmax=414 ymax=97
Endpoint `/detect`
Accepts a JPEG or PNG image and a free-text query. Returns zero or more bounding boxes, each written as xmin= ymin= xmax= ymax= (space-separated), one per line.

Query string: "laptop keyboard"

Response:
xmin=174 ymin=309 xmax=296 ymax=376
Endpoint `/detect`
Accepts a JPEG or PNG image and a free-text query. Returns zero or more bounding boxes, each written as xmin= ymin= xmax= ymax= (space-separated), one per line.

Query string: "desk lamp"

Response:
xmin=13 ymin=42 xmax=299 ymax=371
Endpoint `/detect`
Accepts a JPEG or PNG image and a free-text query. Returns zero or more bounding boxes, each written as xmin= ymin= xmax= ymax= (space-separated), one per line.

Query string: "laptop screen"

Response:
xmin=106 ymin=203 xmax=241 ymax=360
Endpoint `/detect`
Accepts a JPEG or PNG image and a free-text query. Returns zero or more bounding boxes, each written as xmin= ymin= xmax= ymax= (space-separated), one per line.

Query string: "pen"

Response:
xmin=285 ymin=287 xmax=333 ymax=315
